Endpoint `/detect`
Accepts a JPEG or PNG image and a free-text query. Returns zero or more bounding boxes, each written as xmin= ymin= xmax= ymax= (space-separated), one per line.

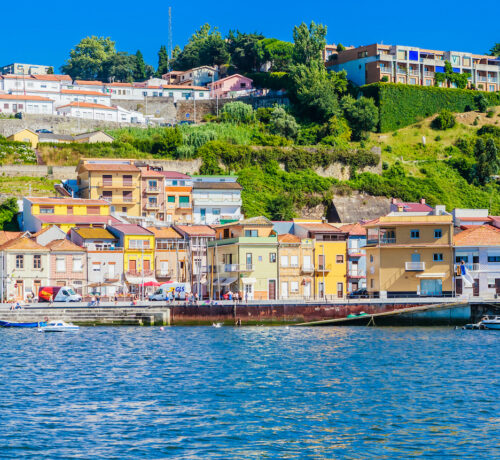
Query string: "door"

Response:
xmin=495 ymin=279 xmax=500 ymax=295
xmin=351 ymin=281 xmax=359 ymax=292
xmin=244 ymin=284 xmax=254 ymax=301
xmin=318 ymin=254 xmax=325 ymax=270
xmin=246 ymin=253 xmax=253 ymax=270
xmin=473 ymin=279 xmax=479 ymax=297
xmin=411 ymin=253 xmax=421 ymax=262
xmin=351 ymin=261 xmax=359 ymax=276
xmin=268 ymin=280 xmax=276 ymax=300
xmin=200 ymin=209 xmax=206 ymax=222
xmin=16 ymin=280 xmax=23 ymax=299
xmin=304 ymin=281 xmax=311 ymax=298
xmin=420 ymin=279 xmax=442 ymax=296
xmin=160 ymin=261 xmax=169 ymax=276
xmin=33 ymin=280 xmax=41 ymax=297
xmin=318 ymin=282 xmax=325 ymax=299
xmin=129 ymin=259 xmax=137 ymax=273
xmin=143 ymin=259 xmax=151 ymax=273
xmin=455 ymin=278 xmax=463 ymax=295
xmin=281 ymin=281 xmax=288 ymax=299
xmin=303 ymin=255 xmax=311 ymax=270
xmin=337 ymin=282 xmax=343 ymax=298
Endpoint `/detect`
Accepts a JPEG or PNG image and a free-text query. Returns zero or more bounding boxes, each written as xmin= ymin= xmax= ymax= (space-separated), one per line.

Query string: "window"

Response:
xmin=87 ymin=206 xmax=100 ymax=215
xmin=281 ymin=255 xmax=289 ymax=267
xmin=290 ymin=282 xmax=299 ymax=293
xmin=488 ymin=256 xmax=500 ymax=263
xmin=434 ymin=229 xmax=442 ymax=238
xmin=40 ymin=206 xmax=54 ymax=214
xmin=16 ymin=255 xmax=24 ymax=269
xmin=258 ymin=256 xmax=263 ymax=262
xmin=410 ymin=230 xmax=420 ymax=239
xmin=167 ymin=195 xmax=175 ymax=203
xmin=212 ymin=208 xmax=221 ymax=216
xmin=370 ymin=279 xmax=374 ymax=289
xmin=244 ymin=230 xmax=258 ymax=237
xmin=129 ymin=239 xmax=150 ymax=249
xmin=270 ymin=253 xmax=276 ymax=263
xmin=92 ymin=262 xmax=101 ymax=272
xmin=370 ymin=255 xmax=374 ymax=263
xmin=290 ymin=255 xmax=298 ymax=267
xmin=148 ymin=180 xmax=157 ymax=189
xmin=456 ymin=255 xmax=469 ymax=263
xmin=73 ymin=257 xmax=83 ymax=272
xmin=56 ymin=257 xmax=66 ymax=272
xmin=336 ymin=255 xmax=344 ymax=264
xmin=33 ymin=254 xmax=41 ymax=269
xmin=433 ymin=253 xmax=444 ymax=261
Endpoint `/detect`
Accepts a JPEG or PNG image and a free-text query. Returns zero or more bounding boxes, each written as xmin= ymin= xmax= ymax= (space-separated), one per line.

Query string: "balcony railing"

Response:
xmin=424 ymin=71 xmax=435 ymax=77
xmin=348 ymin=248 xmax=364 ymax=256
xmin=156 ymin=269 xmax=173 ymax=278
xmin=100 ymin=196 xmax=134 ymax=204
xmin=96 ymin=181 xmax=134 ymax=189
xmin=380 ymin=67 xmax=391 ymax=73
xmin=145 ymin=187 xmax=160 ymax=193
xmin=223 ymin=264 xmax=254 ymax=272
xmin=146 ymin=203 xmax=159 ymax=209
xmin=126 ymin=269 xmax=154 ymax=277
xmin=380 ymin=238 xmax=396 ymax=244
xmin=177 ymin=203 xmax=192 ymax=208
xmin=409 ymin=69 xmax=419 ymax=76
xmin=316 ymin=265 xmax=331 ymax=272
xmin=301 ymin=264 xmax=315 ymax=273
xmin=280 ymin=263 xmax=299 ymax=268
xmin=405 ymin=262 xmax=425 ymax=271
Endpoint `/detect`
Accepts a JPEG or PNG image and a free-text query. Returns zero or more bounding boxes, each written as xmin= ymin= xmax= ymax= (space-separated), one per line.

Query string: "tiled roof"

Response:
xmin=158 ymin=171 xmax=192 ymax=179
xmin=458 ymin=217 xmax=492 ymax=222
xmin=141 ymin=169 xmax=165 ymax=178
xmin=61 ymin=89 xmax=109 ymax=96
xmin=297 ymin=223 xmax=342 ymax=233
xmin=278 ymin=233 xmax=301 ymax=243
xmin=0 ymin=236 xmax=48 ymax=251
xmin=193 ymin=182 xmax=242 ymax=190
xmin=45 ymin=239 xmax=85 ymax=251
xmin=147 ymin=226 xmax=182 ymax=239
xmin=393 ymin=201 xmax=433 ymax=212
xmin=454 ymin=225 xmax=500 ymax=246
xmin=106 ymin=82 xmax=133 ymax=87
xmin=0 ymin=231 xmax=22 ymax=246
xmin=175 ymin=225 xmax=216 ymax=237
xmin=57 ymin=102 xmax=116 ymax=110
xmin=109 ymin=224 xmax=153 ymax=236
xmin=32 ymin=74 xmax=72 ymax=81
xmin=0 ymin=94 xmax=53 ymax=101
xmin=73 ymin=227 xmax=116 ymax=239
xmin=36 ymin=215 xmax=120 ymax=225
xmin=144 ymin=84 xmax=208 ymax=91
xmin=26 ymin=197 xmax=108 ymax=205
xmin=80 ymin=163 xmax=139 ymax=172
xmin=338 ymin=223 xmax=367 ymax=236
xmin=74 ymin=80 xmax=103 ymax=86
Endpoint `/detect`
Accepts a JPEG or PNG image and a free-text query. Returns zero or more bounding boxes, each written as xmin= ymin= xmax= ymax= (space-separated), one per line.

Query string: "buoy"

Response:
xmin=160 ymin=326 xmax=165 ymax=331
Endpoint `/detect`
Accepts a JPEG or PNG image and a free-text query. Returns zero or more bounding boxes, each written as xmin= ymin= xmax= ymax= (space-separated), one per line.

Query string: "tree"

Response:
xmin=156 ymin=45 xmax=169 ymax=77
xmin=199 ymin=33 xmax=230 ymax=67
xmin=257 ymin=38 xmax=294 ymax=72
xmin=431 ymin=110 xmax=456 ymax=130
xmin=99 ymin=52 xmax=136 ymax=82
xmin=489 ymin=43 xmax=500 ymax=57
xmin=133 ymin=50 xmax=147 ymax=81
xmin=0 ymin=198 xmax=19 ymax=231
xmin=267 ymin=194 xmax=295 ymax=220
xmin=61 ymin=36 xmax=116 ymax=80
xmin=292 ymin=21 xmax=327 ymax=65
xmin=473 ymin=138 xmax=498 ymax=185
xmin=47 ymin=66 xmax=54 ymax=74
xmin=475 ymin=94 xmax=489 ymax=112
xmin=336 ymin=43 xmax=346 ymax=52
xmin=434 ymin=60 xmax=470 ymax=89
xmin=268 ymin=107 xmax=299 ymax=139
xmin=227 ymin=31 xmax=264 ymax=73
xmin=220 ymin=101 xmax=254 ymax=123
xmin=341 ymin=95 xmax=379 ymax=140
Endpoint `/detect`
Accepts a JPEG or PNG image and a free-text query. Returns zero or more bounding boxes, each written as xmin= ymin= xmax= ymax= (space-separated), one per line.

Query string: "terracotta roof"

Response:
xmin=73 ymin=227 xmax=116 ymax=239
xmin=193 ymin=182 xmax=242 ymax=190
xmin=174 ymin=225 xmax=216 ymax=237
xmin=36 ymin=215 xmax=121 ymax=225
xmin=392 ymin=201 xmax=433 ymax=212
xmin=32 ymin=74 xmax=72 ymax=81
xmin=147 ymin=226 xmax=182 ymax=239
xmin=297 ymin=223 xmax=342 ymax=233
xmin=0 ymin=231 xmax=22 ymax=246
xmin=74 ymin=80 xmax=103 ymax=86
xmin=108 ymin=224 xmax=153 ymax=236
xmin=106 ymin=82 xmax=133 ymax=87
xmin=45 ymin=239 xmax=84 ymax=251
xmin=141 ymin=84 xmax=208 ymax=91
xmin=0 ymin=94 xmax=53 ymax=101
xmin=338 ymin=223 xmax=367 ymax=236
xmin=26 ymin=197 xmax=109 ymax=206
xmin=0 ymin=236 xmax=48 ymax=251
xmin=158 ymin=171 xmax=192 ymax=179
xmin=278 ymin=233 xmax=301 ymax=243
xmin=57 ymin=102 xmax=116 ymax=110
xmin=80 ymin=163 xmax=139 ymax=172
xmin=454 ymin=225 xmax=500 ymax=246
xmin=61 ymin=89 xmax=109 ymax=96
xmin=457 ymin=217 xmax=492 ymax=222
xmin=141 ymin=169 xmax=165 ymax=178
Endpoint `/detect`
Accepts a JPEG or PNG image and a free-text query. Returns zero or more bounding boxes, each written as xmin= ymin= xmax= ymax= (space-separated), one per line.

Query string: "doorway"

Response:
xmin=244 ymin=284 xmax=254 ymax=301
xmin=337 ymin=282 xmax=344 ymax=298
xmin=304 ymin=281 xmax=311 ymax=298
xmin=16 ymin=280 xmax=23 ymax=299
xmin=281 ymin=281 xmax=288 ymax=299
xmin=268 ymin=279 xmax=276 ymax=300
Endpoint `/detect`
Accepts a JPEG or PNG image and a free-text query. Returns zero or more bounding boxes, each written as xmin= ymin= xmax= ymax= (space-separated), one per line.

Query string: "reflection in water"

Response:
xmin=0 ymin=326 xmax=498 ymax=458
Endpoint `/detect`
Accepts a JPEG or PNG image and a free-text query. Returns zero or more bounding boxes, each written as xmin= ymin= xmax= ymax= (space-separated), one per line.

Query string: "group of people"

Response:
xmin=221 ymin=291 xmax=244 ymax=302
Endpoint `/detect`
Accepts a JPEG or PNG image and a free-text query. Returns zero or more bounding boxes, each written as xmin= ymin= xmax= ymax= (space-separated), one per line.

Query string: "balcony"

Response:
xmin=380 ymin=238 xmax=396 ymax=244
xmin=100 ymin=196 xmax=135 ymax=204
xmin=397 ymin=68 xmax=407 ymax=75
xmin=145 ymin=202 xmax=159 ymax=210
xmin=409 ymin=69 xmax=419 ymax=76
xmin=478 ymin=76 xmax=487 ymax=82
xmin=301 ymin=264 xmax=315 ymax=273
xmin=380 ymin=67 xmax=391 ymax=74
xmin=145 ymin=187 xmax=160 ymax=194
xmin=424 ymin=71 xmax=435 ymax=77
xmin=316 ymin=265 xmax=331 ymax=273
xmin=488 ymin=77 xmax=498 ymax=83
xmin=348 ymin=248 xmax=364 ymax=257
xmin=156 ymin=269 xmax=173 ymax=278
xmin=405 ymin=262 xmax=425 ymax=271
xmin=126 ymin=269 xmax=154 ymax=277
xmin=223 ymin=264 xmax=254 ymax=272
xmin=177 ymin=203 xmax=192 ymax=209
xmin=96 ymin=181 xmax=135 ymax=189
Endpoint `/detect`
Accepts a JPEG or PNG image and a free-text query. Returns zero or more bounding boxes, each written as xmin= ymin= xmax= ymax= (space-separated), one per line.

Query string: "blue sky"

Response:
xmin=2 ymin=0 xmax=499 ymax=71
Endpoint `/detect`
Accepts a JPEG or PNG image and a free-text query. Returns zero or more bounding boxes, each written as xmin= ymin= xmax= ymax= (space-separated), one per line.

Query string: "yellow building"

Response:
xmin=294 ymin=222 xmax=348 ymax=299
xmin=365 ymin=214 xmax=454 ymax=297
xmin=107 ymin=224 xmax=155 ymax=292
xmin=7 ymin=129 xmax=39 ymax=148
xmin=23 ymin=197 xmax=116 ymax=233
xmin=76 ymin=159 xmax=142 ymax=217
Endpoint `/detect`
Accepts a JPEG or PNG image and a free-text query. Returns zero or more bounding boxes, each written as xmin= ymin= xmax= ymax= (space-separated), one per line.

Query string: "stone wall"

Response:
xmin=115 ymin=99 xmax=177 ymax=123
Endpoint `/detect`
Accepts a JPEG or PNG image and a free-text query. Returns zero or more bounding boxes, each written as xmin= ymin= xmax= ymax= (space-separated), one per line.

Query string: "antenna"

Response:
xmin=168 ymin=7 xmax=173 ymax=70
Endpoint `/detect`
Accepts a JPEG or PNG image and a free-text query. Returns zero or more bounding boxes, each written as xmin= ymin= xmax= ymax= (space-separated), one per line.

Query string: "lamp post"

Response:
xmin=321 ymin=244 xmax=326 ymax=300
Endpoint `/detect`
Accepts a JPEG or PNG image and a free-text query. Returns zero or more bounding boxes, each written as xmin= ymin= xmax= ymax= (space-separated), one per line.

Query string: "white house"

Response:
xmin=192 ymin=176 xmax=243 ymax=225
xmin=56 ymin=101 xmax=144 ymax=123
xmin=0 ymin=74 xmax=71 ymax=94
xmin=104 ymin=82 xmax=141 ymax=100
xmin=162 ymin=66 xmax=219 ymax=87
xmin=59 ymin=90 xmax=111 ymax=106
xmin=73 ymin=80 xmax=105 ymax=92
xmin=0 ymin=94 xmax=54 ymax=115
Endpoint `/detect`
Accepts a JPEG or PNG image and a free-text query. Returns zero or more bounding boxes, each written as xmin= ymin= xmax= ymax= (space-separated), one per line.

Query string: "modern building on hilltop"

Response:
xmin=0 ymin=63 xmax=52 ymax=75
xmin=326 ymin=43 xmax=500 ymax=92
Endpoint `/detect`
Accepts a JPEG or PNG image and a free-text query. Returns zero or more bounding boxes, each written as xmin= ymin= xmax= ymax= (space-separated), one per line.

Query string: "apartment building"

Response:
xmin=22 ymin=197 xmax=116 ymax=233
xmin=46 ymin=239 xmax=86 ymax=295
xmin=140 ymin=168 xmax=166 ymax=222
xmin=76 ymin=159 xmax=142 ymax=216
xmin=207 ymin=217 xmax=278 ymax=300
xmin=0 ymin=94 xmax=54 ymax=115
xmin=365 ymin=213 xmax=454 ymax=297
xmin=147 ymin=226 xmax=187 ymax=283
xmin=0 ymin=62 xmax=52 ymax=75
xmin=326 ymin=43 xmax=500 ymax=92
xmin=159 ymin=171 xmax=193 ymax=224
xmin=0 ymin=74 xmax=71 ymax=94
xmin=192 ymin=176 xmax=243 ymax=225
xmin=339 ymin=223 xmax=367 ymax=293
xmin=294 ymin=223 xmax=348 ymax=299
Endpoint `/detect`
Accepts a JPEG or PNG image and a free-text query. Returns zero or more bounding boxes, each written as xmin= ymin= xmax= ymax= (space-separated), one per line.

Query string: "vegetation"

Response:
xmin=0 ymin=197 xmax=19 ymax=231
xmin=432 ymin=110 xmax=456 ymax=130
xmin=0 ymin=138 xmax=37 ymax=164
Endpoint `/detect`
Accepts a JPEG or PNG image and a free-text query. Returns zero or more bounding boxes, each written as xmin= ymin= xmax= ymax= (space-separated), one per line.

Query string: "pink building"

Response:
xmin=46 ymin=239 xmax=87 ymax=294
xmin=207 ymin=74 xmax=253 ymax=98
xmin=140 ymin=167 xmax=166 ymax=222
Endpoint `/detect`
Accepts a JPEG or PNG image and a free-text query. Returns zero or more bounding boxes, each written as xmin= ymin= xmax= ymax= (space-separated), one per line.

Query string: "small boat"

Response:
xmin=38 ymin=320 xmax=79 ymax=332
xmin=0 ymin=320 xmax=47 ymax=328
xmin=480 ymin=316 xmax=500 ymax=330
xmin=212 ymin=322 xmax=222 ymax=328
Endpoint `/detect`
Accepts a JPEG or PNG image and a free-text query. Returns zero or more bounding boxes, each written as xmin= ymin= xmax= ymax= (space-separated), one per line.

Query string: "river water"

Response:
xmin=0 ymin=326 xmax=498 ymax=459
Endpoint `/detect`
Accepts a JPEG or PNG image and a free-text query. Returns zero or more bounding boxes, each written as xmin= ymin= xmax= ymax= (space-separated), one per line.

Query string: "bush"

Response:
xmin=296 ymin=125 xmax=323 ymax=145
xmin=220 ymin=101 xmax=254 ymax=124
xmin=477 ymin=125 xmax=500 ymax=138
xmin=486 ymin=110 xmax=495 ymax=118
xmin=255 ymin=107 xmax=274 ymax=124
xmin=361 ymin=83 xmax=500 ymax=132
xmin=341 ymin=95 xmax=379 ymax=140
xmin=432 ymin=110 xmax=456 ymax=130
xmin=474 ymin=94 xmax=489 ymax=112
xmin=250 ymin=132 xmax=292 ymax=146
xmin=322 ymin=116 xmax=352 ymax=141
xmin=268 ymin=107 xmax=299 ymax=139
xmin=381 ymin=76 xmax=389 ymax=82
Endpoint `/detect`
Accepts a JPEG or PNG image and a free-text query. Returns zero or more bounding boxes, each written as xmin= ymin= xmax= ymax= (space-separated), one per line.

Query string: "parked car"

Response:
xmin=347 ymin=288 xmax=369 ymax=299
xmin=35 ymin=128 xmax=53 ymax=133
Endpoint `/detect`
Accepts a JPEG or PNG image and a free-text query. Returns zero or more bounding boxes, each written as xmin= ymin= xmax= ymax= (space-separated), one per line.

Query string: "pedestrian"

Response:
xmin=49 ymin=294 xmax=54 ymax=305
xmin=114 ymin=293 xmax=118 ymax=305
xmin=96 ymin=293 xmax=101 ymax=306
xmin=234 ymin=291 xmax=239 ymax=304
xmin=194 ymin=292 xmax=199 ymax=305
xmin=90 ymin=295 xmax=96 ymax=307
xmin=228 ymin=291 xmax=233 ymax=301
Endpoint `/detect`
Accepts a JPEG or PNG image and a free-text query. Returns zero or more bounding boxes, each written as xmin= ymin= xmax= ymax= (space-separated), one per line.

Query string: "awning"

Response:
xmin=216 ymin=277 xmax=237 ymax=286
xmin=241 ymin=277 xmax=256 ymax=284
xmin=125 ymin=274 xmax=158 ymax=285
xmin=416 ymin=273 xmax=446 ymax=278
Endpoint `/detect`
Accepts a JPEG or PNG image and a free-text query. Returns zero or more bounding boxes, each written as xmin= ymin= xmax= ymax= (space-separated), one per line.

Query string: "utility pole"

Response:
xmin=168 ymin=7 xmax=173 ymax=69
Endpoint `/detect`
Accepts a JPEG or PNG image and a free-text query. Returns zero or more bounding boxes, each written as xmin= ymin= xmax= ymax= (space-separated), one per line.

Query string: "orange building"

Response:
xmin=158 ymin=171 xmax=193 ymax=224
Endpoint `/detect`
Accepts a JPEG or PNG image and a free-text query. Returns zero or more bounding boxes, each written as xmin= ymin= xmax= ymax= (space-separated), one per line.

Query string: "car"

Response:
xmin=179 ymin=120 xmax=194 ymax=125
xmin=35 ymin=128 xmax=53 ymax=133
xmin=347 ymin=288 xmax=369 ymax=299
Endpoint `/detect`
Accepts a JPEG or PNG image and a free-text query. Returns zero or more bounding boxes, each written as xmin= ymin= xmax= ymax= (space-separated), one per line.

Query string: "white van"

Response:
xmin=149 ymin=283 xmax=191 ymax=301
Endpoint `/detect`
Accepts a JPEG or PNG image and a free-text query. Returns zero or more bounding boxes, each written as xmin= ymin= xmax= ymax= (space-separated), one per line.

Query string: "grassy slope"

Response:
xmin=0 ymin=176 xmax=57 ymax=197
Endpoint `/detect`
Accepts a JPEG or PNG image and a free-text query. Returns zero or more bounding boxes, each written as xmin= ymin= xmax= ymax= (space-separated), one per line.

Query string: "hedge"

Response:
xmin=361 ymin=83 xmax=500 ymax=132
xmin=245 ymin=72 xmax=292 ymax=91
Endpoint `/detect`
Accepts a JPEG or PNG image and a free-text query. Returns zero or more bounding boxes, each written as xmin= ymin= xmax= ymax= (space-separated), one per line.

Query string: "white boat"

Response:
xmin=212 ymin=322 xmax=222 ymax=328
xmin=480 ymin=316 xmax=500 ymax=330
xmin=38 ymin=320 xmax=79 ymax=332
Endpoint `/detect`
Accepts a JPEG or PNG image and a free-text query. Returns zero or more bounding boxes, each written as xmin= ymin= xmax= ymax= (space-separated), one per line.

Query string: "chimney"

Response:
xmin=420 ymin=198 xmax=426 ymax=205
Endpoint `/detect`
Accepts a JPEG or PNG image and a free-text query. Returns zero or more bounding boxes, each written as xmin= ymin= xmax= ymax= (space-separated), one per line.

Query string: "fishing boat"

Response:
xmin=0 ymin=320 xmax=47 ymax=328
xmin=38 ymin=320 xmax=79 ymax=332
xmin=480 ymin=316 xmax=500 ymax=330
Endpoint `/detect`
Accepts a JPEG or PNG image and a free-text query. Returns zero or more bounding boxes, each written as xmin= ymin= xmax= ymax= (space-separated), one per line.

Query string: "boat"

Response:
xmin=212 ymin=322 xmax=222 ymax=328
xmin=38 ymin=320 xmax=79 ymax=332
xmin=0 ymin=320 xmax=47 ymax=328
xmin=480 ymin=316 xmax=500 ymax=330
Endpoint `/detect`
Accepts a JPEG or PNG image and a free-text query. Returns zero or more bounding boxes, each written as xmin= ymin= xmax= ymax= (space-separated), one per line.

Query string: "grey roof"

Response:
xmin=39 ymin=133 xmax=75 ymax=141
xmin=328 ymin=193 xmax=391 ymax=223
xmin=193 ymin=182 xmax=242 ymax=190
xmin=73 ymin=131 xmax=114 ymax=140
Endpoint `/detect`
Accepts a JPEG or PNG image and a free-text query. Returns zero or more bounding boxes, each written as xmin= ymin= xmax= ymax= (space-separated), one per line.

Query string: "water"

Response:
xmin=0 ymin=326 xmax=498 ymax=459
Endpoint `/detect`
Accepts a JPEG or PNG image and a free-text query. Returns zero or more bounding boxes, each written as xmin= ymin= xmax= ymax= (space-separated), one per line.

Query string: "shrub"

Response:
xmin=250 ymin=132 xmax=292 ymax=146
xmin=202 ymin=113 xmax=218 ymax=123
xmin=432 ymin=110 xmax=456 ymax=130
xmin=477 ymin=125 xmax=500 ymax=137
xmin=486 ymin=110 xmax=495 ymax=118
xmin=434 ymin=135 xmax=442 ymax=141
xmin=296 ymin=125 xmax=323 ymax=145
xmin=322 ymin=116 xmax=352 ymax=141
xmin=381 ymin=76 xmax=388 ymax=82
xmin=341 ymin=95 xmax=379 ymax=140
xmin=255 ymin=107 xmax=274 ymax=124
xmin=268 ymin=107 xmax=299 ymax=139
xmin=220 ymin=101 xmax=254 ymax=124
xmin=474 ymin=94 xmax=489 ymax=112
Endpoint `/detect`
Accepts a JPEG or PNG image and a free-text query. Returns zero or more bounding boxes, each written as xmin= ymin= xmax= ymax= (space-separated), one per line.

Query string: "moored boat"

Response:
xmin=38 ymin=320 xmax=79 ymax=332
xmin=480 ymin=316 xmax=500 ymax=330
xmin=0 ymin=320 xmax=48 ymax=328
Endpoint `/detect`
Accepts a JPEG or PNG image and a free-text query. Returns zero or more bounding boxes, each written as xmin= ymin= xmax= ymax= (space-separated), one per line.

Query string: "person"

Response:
xmin=234 ymin=291 xmax=239 ymax=303
xmin=114 ymin=293 xmax=118 ymax=306
xmin=95 ymin=293 xmax=101 ymax=306
xmin=90 ymin=295 xmax=96 ymax=307
xmin=49 ymin=294 xmax=54 ymax=305
xmin=194 ymin=292 xmax=199 ymax=305
xmin=228 ymin=291 xmax=233 ymax=301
